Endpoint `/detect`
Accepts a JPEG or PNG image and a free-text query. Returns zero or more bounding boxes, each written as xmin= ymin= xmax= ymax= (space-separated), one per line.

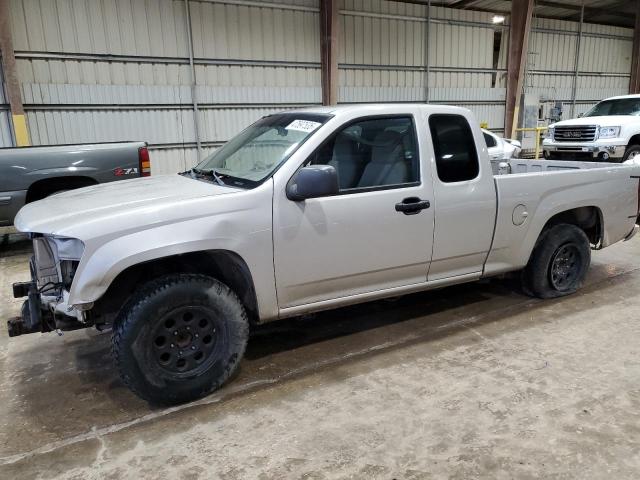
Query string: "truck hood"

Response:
xmin=14 ymin=174 xmax=240 ymax=237
xmin=551 ymin=115 xmax=640 ymax=127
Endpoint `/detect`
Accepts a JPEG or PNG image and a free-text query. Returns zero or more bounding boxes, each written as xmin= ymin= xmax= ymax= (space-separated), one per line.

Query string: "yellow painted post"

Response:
xmin=11 ymin=114 xmax=29 ymax=146
xmin=514 ymin=126 xmax=547 ymax=159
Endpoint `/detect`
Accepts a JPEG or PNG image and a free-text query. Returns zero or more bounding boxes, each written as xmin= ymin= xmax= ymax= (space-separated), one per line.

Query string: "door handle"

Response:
xmin=395 ymin=197 xmax=430 ymax=215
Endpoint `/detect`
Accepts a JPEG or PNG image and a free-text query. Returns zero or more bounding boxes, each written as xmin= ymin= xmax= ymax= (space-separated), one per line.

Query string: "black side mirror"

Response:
xmin=286 ymin=165 xmax=339 ymax=201
xmin=577 ymin=113 xmax=583 ymax=118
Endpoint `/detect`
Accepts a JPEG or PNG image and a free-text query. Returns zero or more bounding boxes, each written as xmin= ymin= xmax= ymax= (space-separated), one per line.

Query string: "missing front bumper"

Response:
xmin=8 ymin=282 xmax=50 ymax=337
xmin=10 ymin=278 xmax=89 ymax=337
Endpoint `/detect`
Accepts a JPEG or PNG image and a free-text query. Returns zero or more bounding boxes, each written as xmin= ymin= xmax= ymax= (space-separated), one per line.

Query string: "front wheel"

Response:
xmin=112 ymin=274 xmax=249 ymax=405
xmin=623 ymin=144 xmax=640 ymax=163
xmin=522 ymin=224 xmax=591 ymax=299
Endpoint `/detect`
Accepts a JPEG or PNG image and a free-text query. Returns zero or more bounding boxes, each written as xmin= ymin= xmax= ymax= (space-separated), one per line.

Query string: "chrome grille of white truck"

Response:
xmin=553 ymin=125 xmax=598 ymax=142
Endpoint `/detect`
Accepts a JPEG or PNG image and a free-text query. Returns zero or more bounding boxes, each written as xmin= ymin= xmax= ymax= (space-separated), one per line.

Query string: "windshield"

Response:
xmin=195 ymin=113 xmax=331 ymax=187
xmin=583 ymin=98 xmax=640 ymax=117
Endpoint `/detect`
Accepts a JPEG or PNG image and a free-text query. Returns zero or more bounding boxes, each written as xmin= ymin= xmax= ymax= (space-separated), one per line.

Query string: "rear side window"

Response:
xmin=483 ymin=131 xmax=497 ymax=148
xmin=429 ymin=114 xmax=479 ymax=183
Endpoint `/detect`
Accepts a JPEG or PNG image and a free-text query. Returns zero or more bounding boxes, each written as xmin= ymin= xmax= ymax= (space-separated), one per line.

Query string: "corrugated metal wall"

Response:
xmin=498 ymin=16 xmax=633 ymax=122
xmin=0 ymin=60 xmax=13 ymax=147
xmin=4 ymin=0 xmax=636 ymax=166
xmin=8 ymin=0 xmax=321 ymax=174
xmin=339 ymin=0 xmax=505 ymax=131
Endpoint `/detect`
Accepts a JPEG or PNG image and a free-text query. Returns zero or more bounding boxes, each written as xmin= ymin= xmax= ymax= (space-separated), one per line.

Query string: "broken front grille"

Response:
xmin=553 ymin=125 xmax=598 ymax=142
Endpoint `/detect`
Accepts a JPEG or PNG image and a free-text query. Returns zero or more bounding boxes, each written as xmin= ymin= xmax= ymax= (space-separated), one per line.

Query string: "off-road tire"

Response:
xmin=112 ymin=274 xmax=249 ymax=405
xmin=522 ymin=224 xmax=591 ymax=299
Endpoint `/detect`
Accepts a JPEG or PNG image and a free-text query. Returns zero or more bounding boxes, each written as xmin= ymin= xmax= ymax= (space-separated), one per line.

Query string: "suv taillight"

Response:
xmin=138 ymin=147 xmax=151 ymax=177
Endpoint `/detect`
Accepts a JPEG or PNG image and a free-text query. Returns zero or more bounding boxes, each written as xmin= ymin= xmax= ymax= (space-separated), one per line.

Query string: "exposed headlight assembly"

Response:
xmin=598 ymin=126 xmax=621 ymax=139
xmin=32 ymin=236 xmax=84 ymax=292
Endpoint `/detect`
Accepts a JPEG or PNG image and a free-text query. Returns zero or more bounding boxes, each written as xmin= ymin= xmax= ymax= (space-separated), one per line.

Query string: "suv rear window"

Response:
xmin=483 ymin=131 xmax=497 ymax=148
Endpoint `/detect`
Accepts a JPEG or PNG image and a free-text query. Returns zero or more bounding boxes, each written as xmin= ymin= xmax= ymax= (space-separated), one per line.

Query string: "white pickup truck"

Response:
xmin=543 ymin=94 xmax=640 ymax=163
xmin=10 ymin=104 xmax=640 ymax=404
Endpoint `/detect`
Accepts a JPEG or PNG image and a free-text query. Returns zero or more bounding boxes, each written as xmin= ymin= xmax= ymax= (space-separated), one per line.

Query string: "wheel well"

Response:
xmin=542 ymin=206 xmax=602 ymax=246
xmin=628 ymin=134 xmax=640 ymax=148
xmin=26 ymin=176 xmax=98 ymax=203
xmin=92 ymin=250 xmax=260 ymax=326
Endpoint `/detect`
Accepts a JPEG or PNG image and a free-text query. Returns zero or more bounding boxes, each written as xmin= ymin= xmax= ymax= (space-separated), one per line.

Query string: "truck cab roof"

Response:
xmin=287 ymin=103 xmax=471 ymax=118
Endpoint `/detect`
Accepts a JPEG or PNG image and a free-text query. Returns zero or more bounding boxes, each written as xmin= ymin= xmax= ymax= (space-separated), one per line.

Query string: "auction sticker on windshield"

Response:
xmin=286 ymin=119 xmax=322 ymax=133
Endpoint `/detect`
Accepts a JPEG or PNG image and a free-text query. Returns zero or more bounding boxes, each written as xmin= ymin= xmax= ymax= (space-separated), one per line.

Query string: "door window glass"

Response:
xmin=308 ymin=117 xmax=419 ymax=191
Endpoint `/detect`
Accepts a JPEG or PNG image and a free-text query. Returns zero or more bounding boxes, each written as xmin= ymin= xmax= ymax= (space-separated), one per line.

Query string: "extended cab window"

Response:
xmin=429 ymin=114 xmax=479 ymax=183
xmin=308 ymin=116 xmax=419 ymax=191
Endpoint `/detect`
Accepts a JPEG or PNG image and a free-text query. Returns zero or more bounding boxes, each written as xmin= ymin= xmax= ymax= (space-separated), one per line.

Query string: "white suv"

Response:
xmin=543 ymin=94 xmax=640 ymax=163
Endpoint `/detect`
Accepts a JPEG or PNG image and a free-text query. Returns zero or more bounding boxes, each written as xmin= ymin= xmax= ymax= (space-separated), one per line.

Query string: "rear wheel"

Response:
xmin=522 ymin=224 xmax=591 ymax=298
xmin=112 ymin=274 xmax=249 ymax=405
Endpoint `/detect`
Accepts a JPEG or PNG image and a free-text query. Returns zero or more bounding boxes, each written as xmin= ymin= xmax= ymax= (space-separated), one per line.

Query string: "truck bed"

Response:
xmin=484 ymin=158 xmax=640 ymax=276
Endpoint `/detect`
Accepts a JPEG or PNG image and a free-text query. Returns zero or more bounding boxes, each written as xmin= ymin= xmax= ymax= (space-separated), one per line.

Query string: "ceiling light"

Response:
xmin=492 ymin=15 xmax=505 ymax=24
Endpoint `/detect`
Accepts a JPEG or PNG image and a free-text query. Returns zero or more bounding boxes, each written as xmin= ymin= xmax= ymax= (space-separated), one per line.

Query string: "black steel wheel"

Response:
xmin=522 ymin=223 xmax=591 ymax=298
xmin=548 ymin=244 xmax=581 ymax=291
xmin=112 ymin=274 xmax=249 ymax=405
xmin=151 ymin=306 xmax=223 ymax=377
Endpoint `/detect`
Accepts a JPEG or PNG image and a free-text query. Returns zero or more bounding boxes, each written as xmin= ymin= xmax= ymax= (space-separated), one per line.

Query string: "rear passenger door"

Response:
xmin=427 ymin=114 xmax=497 ymax=280
xmin=273 ymin=115 xmax=436 ymax=310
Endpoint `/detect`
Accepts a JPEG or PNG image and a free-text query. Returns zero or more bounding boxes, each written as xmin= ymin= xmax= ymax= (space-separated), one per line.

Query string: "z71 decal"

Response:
xmin=114 ymin=167 xmax=139 ymax=176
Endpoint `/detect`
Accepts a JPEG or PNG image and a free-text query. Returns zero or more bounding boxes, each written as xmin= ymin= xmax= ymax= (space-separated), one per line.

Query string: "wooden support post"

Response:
xmin=320 ymin=0 xmax=339 ymax=106
xmin=0 ymin=0 xmax=29 ymax=146
xmin=630 ymin=0 xmax=640 ymax=94
xmin=505 ymin=0 xmax=534 ymax=139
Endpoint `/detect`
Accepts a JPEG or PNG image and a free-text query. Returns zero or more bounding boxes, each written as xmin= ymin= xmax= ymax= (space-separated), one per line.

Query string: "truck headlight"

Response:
xmin=546 ymin=127 xmax=555 ymax=139
xmin=598 ymin=126 xmax=620 ymax=139
xmin=32 ymin=236 xmax=84 ymax=292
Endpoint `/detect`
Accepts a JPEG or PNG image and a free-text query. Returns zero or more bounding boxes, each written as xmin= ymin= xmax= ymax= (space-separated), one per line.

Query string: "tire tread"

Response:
xmin=111 ymin=274 xmax=249 ymax=404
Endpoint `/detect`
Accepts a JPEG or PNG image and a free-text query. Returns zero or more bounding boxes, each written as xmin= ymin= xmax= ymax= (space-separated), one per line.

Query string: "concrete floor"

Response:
xmin=1 ymin=230 xmax=639 ymax=479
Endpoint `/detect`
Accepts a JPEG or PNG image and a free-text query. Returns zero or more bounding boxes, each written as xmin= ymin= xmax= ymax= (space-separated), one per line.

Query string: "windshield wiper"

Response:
xmin=207 ymin=169 xmax=225 ymax=186
xmin=190 ymin=167 xmax=225 ymax=186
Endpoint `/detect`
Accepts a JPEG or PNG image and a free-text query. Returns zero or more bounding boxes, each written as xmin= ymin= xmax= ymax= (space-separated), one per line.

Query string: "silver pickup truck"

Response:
xmin=0 ymin=141 xmax=150 ymax=226
xmin=10 ymin=104 xmax=640 ymax=405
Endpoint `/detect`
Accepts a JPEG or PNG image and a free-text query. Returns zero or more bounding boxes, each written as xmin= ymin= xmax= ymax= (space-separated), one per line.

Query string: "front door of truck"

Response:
xmin=272 ymin=115 xmax=435 ymax=310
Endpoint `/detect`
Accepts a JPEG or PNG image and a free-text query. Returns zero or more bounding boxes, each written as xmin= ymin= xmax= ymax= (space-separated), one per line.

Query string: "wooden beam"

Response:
xmin=0 ymin=0 xmax=29 ymax=146
xmin=631 ymin=0 xmax=640 ymax=93
xmin=320 ymin=0 xmax=339 ymax=106
xmin=505 ymin=0 xmax=534 ymax=139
